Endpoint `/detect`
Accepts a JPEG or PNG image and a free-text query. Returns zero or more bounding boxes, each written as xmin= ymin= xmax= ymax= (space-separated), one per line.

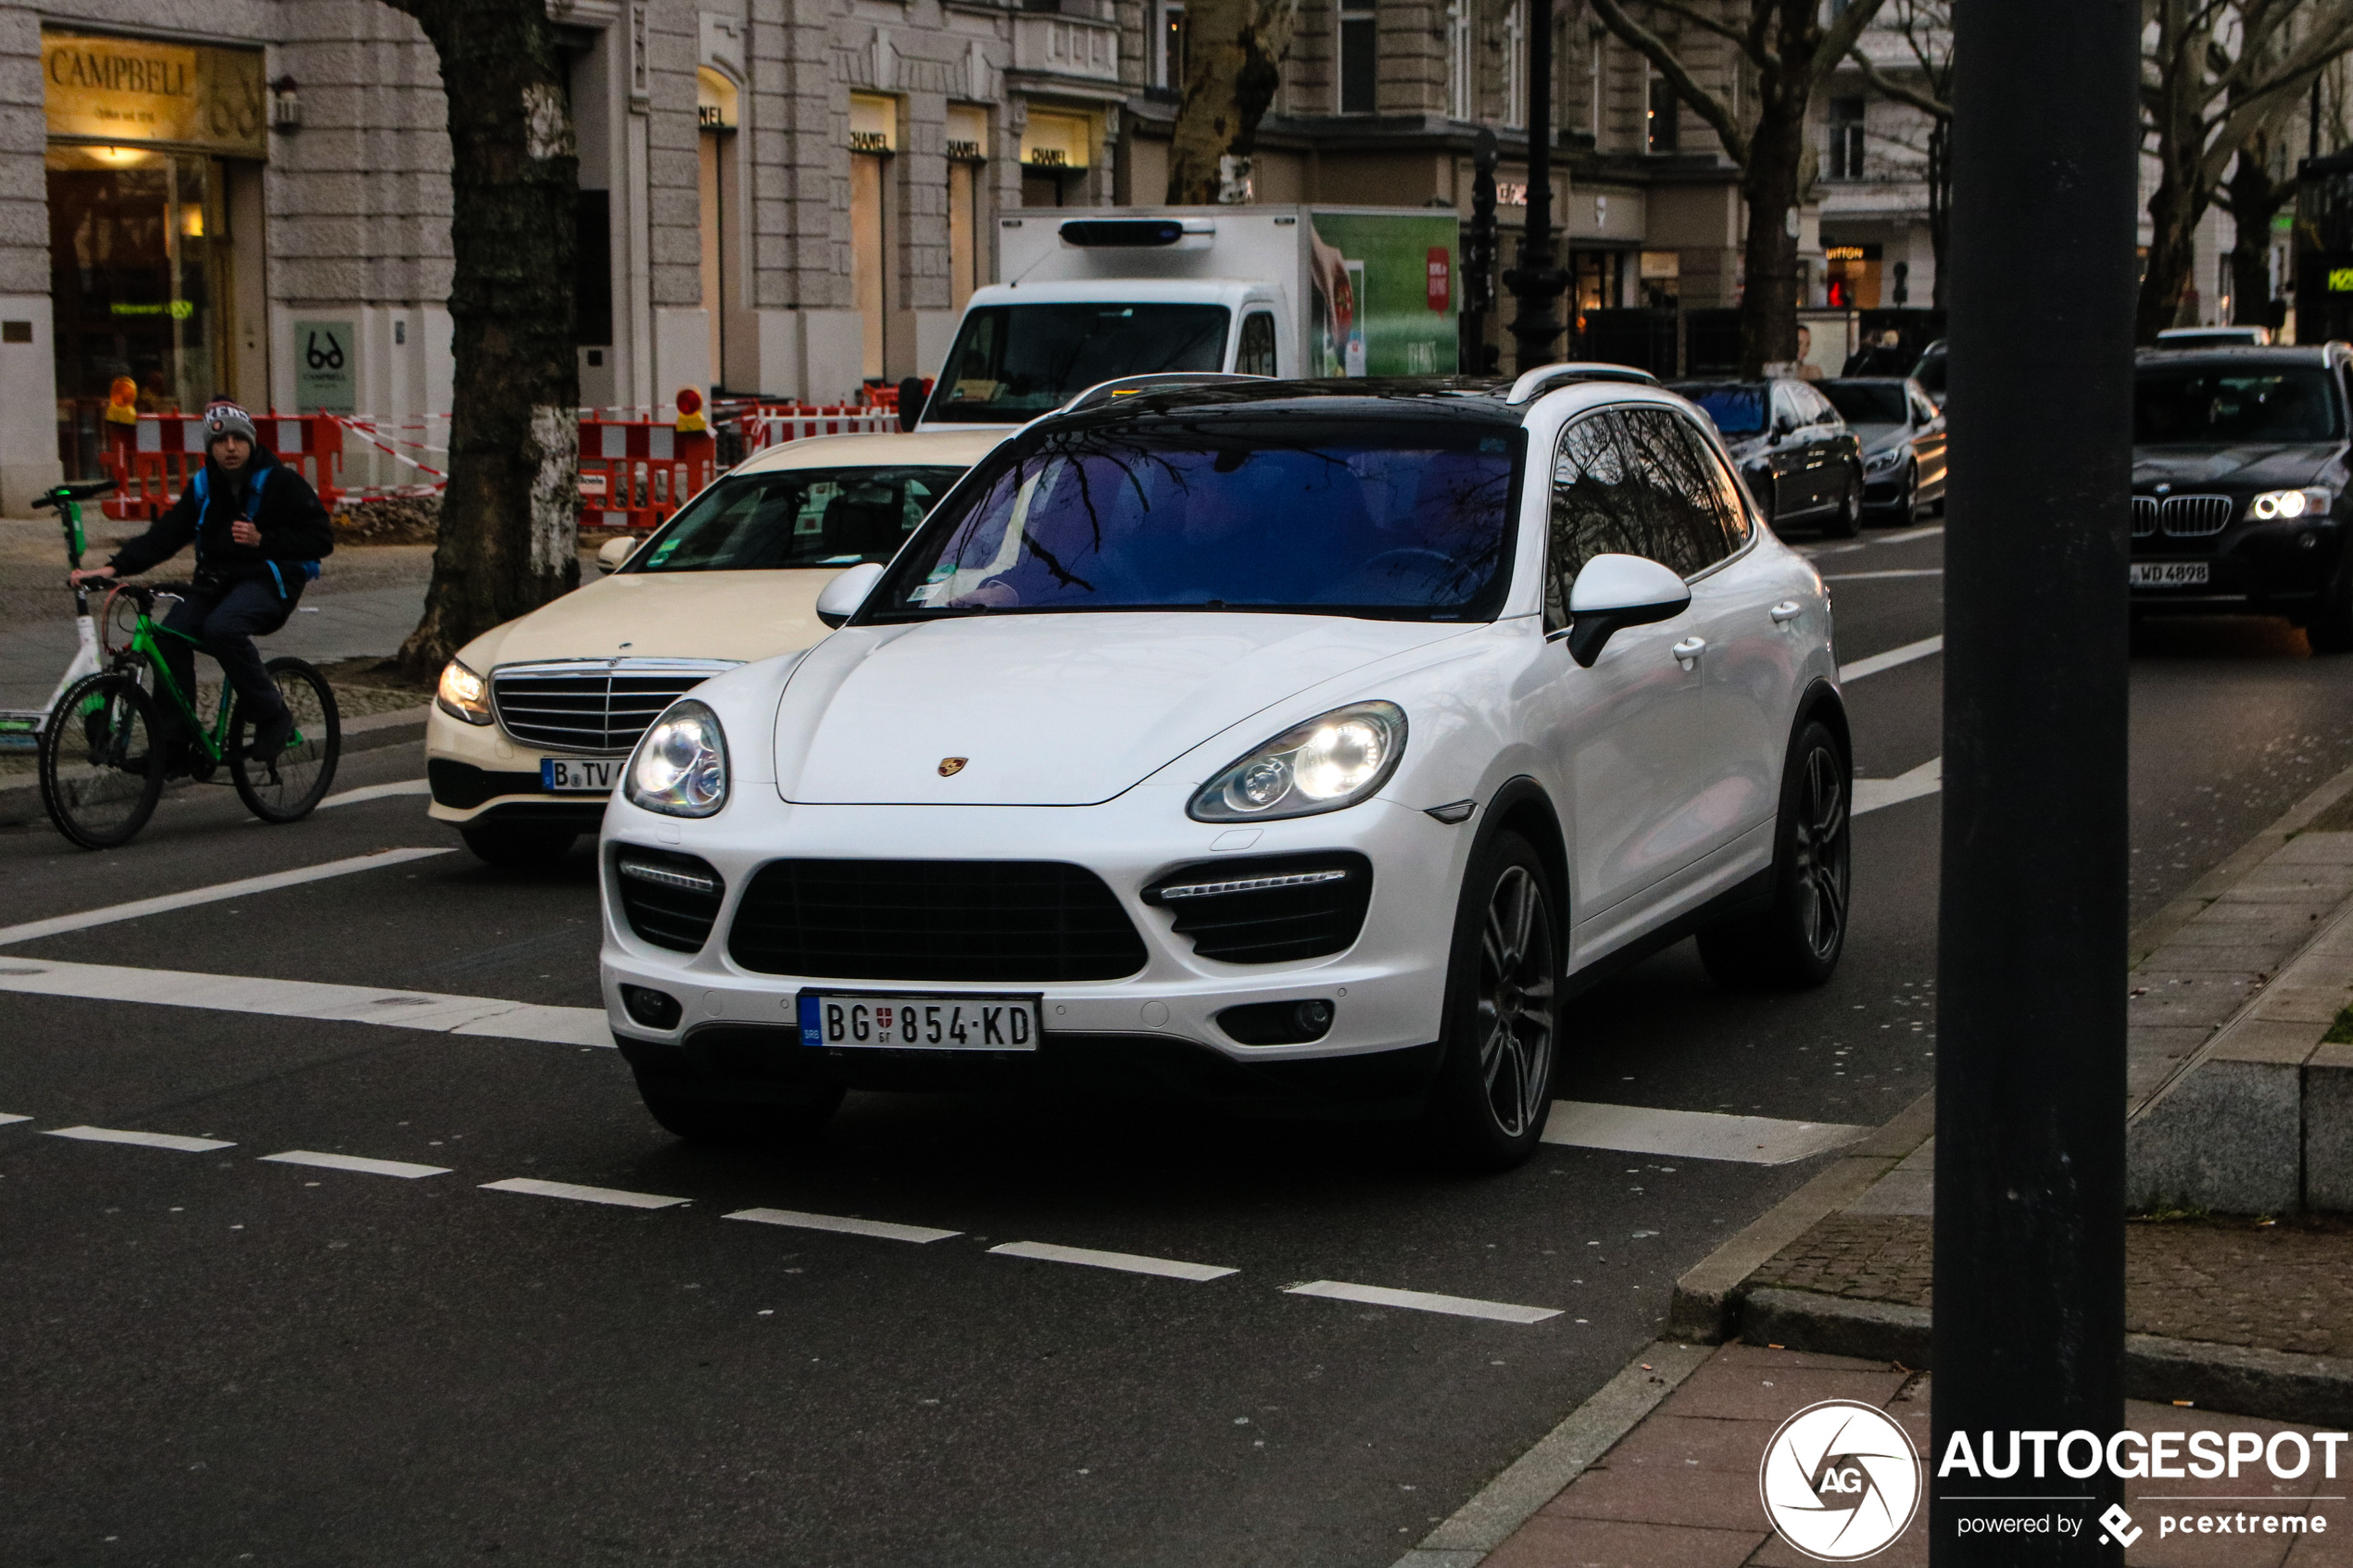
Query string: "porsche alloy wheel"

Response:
xmin=1426 ymin=831 xmax=1560 ymax=1171
xmin=1698 ymin=720 xmax=1853 ymax=990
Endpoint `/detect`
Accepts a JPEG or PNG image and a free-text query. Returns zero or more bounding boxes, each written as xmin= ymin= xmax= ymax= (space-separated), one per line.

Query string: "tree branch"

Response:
xmin=1808 ymin=0 xmax=1891 ymax=86
xmin=1588 ymin=0 xmax=1749 ymax=165
xmin=1846 ymin=47 xmax=1949 ymax=119
xmin=1618 ymin=0 xmax=1757 ymax=58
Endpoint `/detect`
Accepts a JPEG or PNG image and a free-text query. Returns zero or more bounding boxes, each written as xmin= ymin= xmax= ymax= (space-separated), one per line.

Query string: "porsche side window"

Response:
xmin=1618 ymin=408 xmax=1733 ymax=576
xmin=1667 ymin=415 xmax=1753 ymax=557
xmin=1546 ymin=409 xmax=1668 ymax=631
xmin=1237 ymin=312 xmax=1278 ymax=377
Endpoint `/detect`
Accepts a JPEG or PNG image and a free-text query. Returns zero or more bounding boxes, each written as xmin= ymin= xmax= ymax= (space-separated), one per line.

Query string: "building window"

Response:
xmin=1160 ymin=0 xmax=1188 ymax=90
xmin=1340 ymin=0 xmax=1378 ymax=114
xmin=947 ymin=104 xmax=988 ymax=312
xmin=1503 ymin=0 xmax=1528 ymax=129
xmin=1645 ymin=73 xmax=1678 ymax=155
xmin=1446 ymin=0 xmax=1473 ymax=121
xmin=1827 ymin=95 xmax=1866 ymax=181
xmin=1585 ymin=27 xmax=1600 ymax=140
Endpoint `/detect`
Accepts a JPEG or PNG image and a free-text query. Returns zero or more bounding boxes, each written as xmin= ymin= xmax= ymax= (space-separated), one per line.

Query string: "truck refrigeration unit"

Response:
xmin=916 ymin=206 xmax=1464 ymax=429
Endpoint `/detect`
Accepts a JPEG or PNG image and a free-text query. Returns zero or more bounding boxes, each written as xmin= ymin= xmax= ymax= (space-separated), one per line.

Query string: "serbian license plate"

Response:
xmin=2130 ymin=560 xmax=2209 ymax=587
xmin=541 ymin=758 xmax=622 ymax=793
xmin=798 ymin=992 xmax=1043 ymax=1052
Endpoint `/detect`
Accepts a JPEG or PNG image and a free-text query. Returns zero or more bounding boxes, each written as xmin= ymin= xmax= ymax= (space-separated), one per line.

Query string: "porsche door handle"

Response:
xmin=1671 ymin=636 xmax=1707 ymax=668
xmin=1769 ymin=600 xmax=1804 ymax=623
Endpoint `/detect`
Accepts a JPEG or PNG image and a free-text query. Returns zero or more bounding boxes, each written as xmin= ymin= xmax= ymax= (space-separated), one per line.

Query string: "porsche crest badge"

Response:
xmin=937 ymin=757 xmax=969 ymax=777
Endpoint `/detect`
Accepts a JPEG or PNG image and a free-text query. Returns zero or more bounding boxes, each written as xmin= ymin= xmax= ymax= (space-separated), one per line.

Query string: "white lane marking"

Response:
xmin=988 ymin=1240 xmax=1238 ymax=1282
xmin=725 ymin=1208 xmax=961 ymax=1244
xmin=44 ymin=1124 xmax=235 ymax=1153
xmin=1838 ymin=633 xmax=1943 ymax=684
xmin=1821 ymin=568 xmax=1944 ymax=582
xmin=0 ymin=1113 xmax=30 ymax=1126
xmin=1283 ymin=1280 xmax=1561 ymax=1324
xmin=480 ymin=1176 xmax=688 ymax=1210
xmin=1872 ymin=523 xmax=1945 ymax=545
xmin=0 ymin=958 xmax=609 ymax=1047
xmin=0 ymin=848 xmax=454 ymax=947
xmin=1799 ymin=542 xmax=1869 ymax=558
xmin=1854 ymin=755 xmax=1943 ymax=816
xmin=1540 ymin=1101 xmax=1868 ymax=1165
xmin=261 ymin=1149 xmax=451 ymax=1180
xmin=318 ymin=779 xmax=432 ymax=809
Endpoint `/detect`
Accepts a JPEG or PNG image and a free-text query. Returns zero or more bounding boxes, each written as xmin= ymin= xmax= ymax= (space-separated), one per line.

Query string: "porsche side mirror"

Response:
xmin=1566 ymin=554 xmax=1692 ymax=668
xmin=595 ymin=535 xmax=636 ymax=575
xmin=815 ymin=560 xmax=886 ymax=628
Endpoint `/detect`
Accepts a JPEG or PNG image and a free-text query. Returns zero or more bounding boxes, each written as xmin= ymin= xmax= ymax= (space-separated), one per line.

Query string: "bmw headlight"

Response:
xmin=435 ymin=659 xmax=491 ymax=725
xmin=1189 ymin=701 xmax=1406 ymax=822
xmin=1865 ymin=446 xmax=1906 ymax=474
xmin=2248 ymin=487 xmax=2333 ymax=521
xmin=625 ymin=700 xmax=729 ymax=818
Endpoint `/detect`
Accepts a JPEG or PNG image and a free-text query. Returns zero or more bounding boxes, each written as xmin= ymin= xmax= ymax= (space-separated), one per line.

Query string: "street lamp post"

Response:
xmin=1504 ymin=0 xmax=1566 ymax=370
xmin=1463 ymin=128 xmax=1501 ymax=377
xmin=1931 ymin=1 xmax=2138 ymax=1563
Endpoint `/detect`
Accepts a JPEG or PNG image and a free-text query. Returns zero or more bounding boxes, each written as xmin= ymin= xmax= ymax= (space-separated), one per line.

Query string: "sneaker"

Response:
xmin=249 ymin=710 xmax=295 ymax=760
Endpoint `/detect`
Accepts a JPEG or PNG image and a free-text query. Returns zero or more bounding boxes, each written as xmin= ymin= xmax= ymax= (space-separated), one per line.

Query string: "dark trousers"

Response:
xmin=158 ymin=576 xmax=296 ymax=745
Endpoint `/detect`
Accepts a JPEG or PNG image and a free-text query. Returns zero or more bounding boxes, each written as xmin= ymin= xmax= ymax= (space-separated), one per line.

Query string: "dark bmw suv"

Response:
xmin=2133 ymin=345 xmax=2353 ymax=649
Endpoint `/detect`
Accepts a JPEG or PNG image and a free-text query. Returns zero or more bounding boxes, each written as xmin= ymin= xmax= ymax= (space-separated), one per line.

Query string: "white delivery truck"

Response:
xmin=916 ymin=206 xmax=1464 ymax=430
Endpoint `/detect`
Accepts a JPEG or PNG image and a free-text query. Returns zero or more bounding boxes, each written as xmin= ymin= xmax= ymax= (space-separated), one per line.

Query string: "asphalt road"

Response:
xmin=4 ymin=522 xmax=2350 ymax=1567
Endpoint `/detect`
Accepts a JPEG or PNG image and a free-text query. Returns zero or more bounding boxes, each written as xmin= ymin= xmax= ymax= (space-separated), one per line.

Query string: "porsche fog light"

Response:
xmin=625 ymin=699 xmax=729 ymax=818
xmin=1191 ymin=701 xmax=1407 ymax=822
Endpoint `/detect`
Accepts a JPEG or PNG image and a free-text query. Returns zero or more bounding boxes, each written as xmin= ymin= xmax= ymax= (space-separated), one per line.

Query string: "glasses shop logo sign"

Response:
xmin=1759 ymin=1401 xmax=1923 ymax=1561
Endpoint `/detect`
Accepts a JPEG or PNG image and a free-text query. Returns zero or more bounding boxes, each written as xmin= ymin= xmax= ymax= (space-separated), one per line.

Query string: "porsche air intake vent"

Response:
xmin=1142 ymin=853 xmax=1374 ymax=964
xmin=728 ymin=860 xmax=1148 ymax=982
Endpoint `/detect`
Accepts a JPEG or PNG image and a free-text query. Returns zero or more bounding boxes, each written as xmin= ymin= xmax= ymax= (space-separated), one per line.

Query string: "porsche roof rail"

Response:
xmin=1506 ymin=363 xmax=1662 ymax=403
xmin=1058 ymin=371 xmax=1273 ymax=413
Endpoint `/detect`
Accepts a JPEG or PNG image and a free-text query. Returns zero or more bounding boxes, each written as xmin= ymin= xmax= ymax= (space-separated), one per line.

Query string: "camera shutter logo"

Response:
xmin=1758 ymin=1400 xmax=1922 ymax=1561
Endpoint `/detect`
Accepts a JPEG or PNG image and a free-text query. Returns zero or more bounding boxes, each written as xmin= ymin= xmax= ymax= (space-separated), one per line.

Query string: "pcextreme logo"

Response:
xmin=1759 ymin=1400 xmax=1924 ymax=1562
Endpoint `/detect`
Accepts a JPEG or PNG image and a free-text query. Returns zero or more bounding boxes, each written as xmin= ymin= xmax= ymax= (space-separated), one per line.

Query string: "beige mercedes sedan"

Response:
xmin=425 ymin=427 xmax=1007 ymax=865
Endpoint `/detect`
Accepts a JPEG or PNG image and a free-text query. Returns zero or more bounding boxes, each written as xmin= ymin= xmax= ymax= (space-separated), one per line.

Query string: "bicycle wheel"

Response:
xmin=230 ymin=656 xmax=341 ymax=823
xmin=38 ymin=671 xmax=165 ymax=849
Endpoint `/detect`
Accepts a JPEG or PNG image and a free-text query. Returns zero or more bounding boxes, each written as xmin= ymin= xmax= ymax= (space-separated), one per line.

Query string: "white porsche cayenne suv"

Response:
xmin=597 ymin=370 xmax=1849 ymax=1170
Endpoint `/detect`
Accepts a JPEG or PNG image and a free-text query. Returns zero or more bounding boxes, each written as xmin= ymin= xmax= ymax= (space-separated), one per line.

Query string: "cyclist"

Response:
xmin=69 ymin=402 xmax=334 ymax=768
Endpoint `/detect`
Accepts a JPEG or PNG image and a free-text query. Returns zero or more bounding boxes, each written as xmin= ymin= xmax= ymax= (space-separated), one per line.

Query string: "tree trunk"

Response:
xmin=384 ymin=0 xmax=581 ymax=680
xmin=1738 ymin=94 xmax=1808 ymax=377
xmin=2134 ymin=162 xmax=2206 ymax=344
xmin=2226 ymin=134 xmax=2290 ymax=328
xmin=1926 ymin=115 xmax=1951 ymax=309
xmin=1165 ymin=0 xmax=1302 ymax=204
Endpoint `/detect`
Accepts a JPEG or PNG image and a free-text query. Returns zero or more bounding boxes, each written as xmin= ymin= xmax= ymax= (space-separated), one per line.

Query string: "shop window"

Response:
xmin=948 ymin=105 xmax=988 ymax=311
xmin=1340 ymin=0 xmax=1378 ymax=114
xmin=1021 ymin=111 xmax=1091 ymax=208
xmin=850 ymin=94 xmax=898 ymax=382
xmin=577 ymin=190 xmax=614 ymax=347
xmin=1828 ymin=96 xmax=1866 ymax=181
xmin=698 ymin=69 xmax=739 ymax=392
xmin=1646 ymin=74 xmax=1679 ymax=155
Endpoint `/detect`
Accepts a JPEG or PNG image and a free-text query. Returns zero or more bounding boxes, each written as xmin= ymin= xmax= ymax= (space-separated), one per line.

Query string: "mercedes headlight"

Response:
xmin=2248 ymin=487 xmax=2333 ymax=521
xmin=1189 ymin=701 xmax=1406 ymax=822
xmin=625 ymin=700 xmax=729 ymax=817
xmin=436 ymin=659 xmax=491 ymax=725
xmin=1865 ymin=446 xmax=1906 ymax=474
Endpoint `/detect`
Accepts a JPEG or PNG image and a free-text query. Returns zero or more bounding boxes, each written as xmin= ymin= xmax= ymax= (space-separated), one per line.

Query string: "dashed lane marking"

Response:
xmin=0 ymin=848 xmax=454 ymax=947
xmin=725 ymin=1207 xmax=961 ymax=1244
xmin=1872 ymin=523 xmax=1945 ymax=545
xmin=988 ymin=1240 xmax=1238 ymax=1282
xmin=261 ymin=1150 xmax=452 ymax=1180
xmin=1838 ymin=633 xmax=1942 ymax=684
xmin=0 ymin=1113 xmax=29 ymax=1126
xmin=318 ymin=779 xmax=433 ymax=810
xmin=1821 ymin=567 xmax=1944 ymax=582
xmin=1540 ymin=1101 xmax=1868 ymax=1165
xmin=480 ymin=1176 xmax=688 ymax=1210
xmin=1854 ymin=755 xmax=1943 ymax=816
xmin=0 ymin=957 xmax=609 ymax=1047
xmin=44 ymin=1124 xmax=235 ymax=1153
xmin=1282 ymin=1280 xmax=1561 ymax=1324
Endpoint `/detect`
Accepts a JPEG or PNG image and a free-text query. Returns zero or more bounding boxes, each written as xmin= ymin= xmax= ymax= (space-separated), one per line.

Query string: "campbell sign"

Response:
xmin=43 ymin=31 xmax=267 ymax=158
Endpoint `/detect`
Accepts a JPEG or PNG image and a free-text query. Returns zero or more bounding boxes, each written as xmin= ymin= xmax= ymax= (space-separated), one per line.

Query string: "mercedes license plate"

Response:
xmin=2130 ymin=561 xmax=2208 ymax=587
xmin=799 ymin=992 xmax=1043 ymax=1052
xmin=541 ymin=758 xmax=622 ymax=793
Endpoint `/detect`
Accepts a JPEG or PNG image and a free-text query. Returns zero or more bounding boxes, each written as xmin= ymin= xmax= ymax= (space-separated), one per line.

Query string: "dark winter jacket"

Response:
xmin=107 ymin=446 xmax=334 ymax=591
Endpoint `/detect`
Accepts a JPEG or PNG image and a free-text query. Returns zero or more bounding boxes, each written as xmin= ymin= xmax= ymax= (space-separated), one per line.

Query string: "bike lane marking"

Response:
xmin=1539 ymin=1102 xmax=1868 ymax=1164
xmin=260 ymin=1150 xmax=451 ymax=1180
xmin=480 ymin=1177 xmax=688 ymax=1210
xmin=317 ymin=779 xmax=432 ymax=809
xmin=0 ymin=847 xmax=453 ymax=947
xmin=44 ymin=1125 xmax=235 ymax=1153
xmin=1281 ymin=1281 xmax=1560 ymax=1323
xmin=988 ymin=1240 xmax=1238 ymax=1282
xmin=725 ymin=1208 xmax=962 ymax=1244
xmin=1839 ymin=633 xmax=1942 ymax=683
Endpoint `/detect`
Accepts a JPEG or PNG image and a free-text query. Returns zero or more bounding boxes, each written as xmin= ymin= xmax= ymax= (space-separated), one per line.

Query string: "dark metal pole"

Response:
xmin=1504 ymin=0 xmax=1565 ymax=370
xmin=1931 ymin=0 xmax=2138 ymax=1563
xmin=1463 ymin=128 xmax=1500 ymax=376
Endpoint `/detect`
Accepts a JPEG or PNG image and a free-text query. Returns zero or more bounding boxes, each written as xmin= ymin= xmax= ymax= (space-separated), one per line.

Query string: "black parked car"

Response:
xmin=2133 ymin=344 xmax=2353 ymax=649
xmin=1671 ymin=378 xmax=1867 ymax=536
xmin=1820 ymin=377 xmax=1948 ymax=524
xmin=1911 ymin=339 xmax=1947 ymax=406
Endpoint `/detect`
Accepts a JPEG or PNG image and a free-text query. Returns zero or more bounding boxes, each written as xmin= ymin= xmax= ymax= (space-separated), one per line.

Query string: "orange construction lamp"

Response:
xmin=674 ymin=386 xmax=709 ymax=434
xmin=106 ymin=376 xmax=139 ymax=426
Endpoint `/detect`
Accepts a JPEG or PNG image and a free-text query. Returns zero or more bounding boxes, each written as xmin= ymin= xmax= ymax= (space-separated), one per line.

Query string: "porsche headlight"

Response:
xmin=625 ymin=700 xmax=729 ymax=818
xmin=2248 ymin=487 xmax=2333 ymax=521
xmin=1189 ymin=701 xmax=1406 ymax=822
xmin=436 ymin=659 xmax=491 ymax=725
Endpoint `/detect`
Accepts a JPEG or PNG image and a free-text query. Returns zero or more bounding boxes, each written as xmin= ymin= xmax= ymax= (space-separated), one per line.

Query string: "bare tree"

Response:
xmin=1589 ymin=0 xmax=1890 ymax=377
xmin=2138 ymin=0 xmax=2353 ymax=345
xmin=1844 ymin=0 xmax=1953 ymax=308
xmin=380 ymin=0 xmax=582 ymax=677
xmin=1166 ymin=0 xmax=1302 ymax=203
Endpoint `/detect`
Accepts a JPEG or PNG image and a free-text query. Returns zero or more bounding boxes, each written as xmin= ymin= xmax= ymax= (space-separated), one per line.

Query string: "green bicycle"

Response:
xmin=25 ymin=479 xmax=342 ymax=849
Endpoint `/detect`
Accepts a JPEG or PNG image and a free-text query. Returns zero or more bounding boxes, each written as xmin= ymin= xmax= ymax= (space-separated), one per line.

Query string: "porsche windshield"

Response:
xmin=867 ymin=420 xmax=1520 ymax=621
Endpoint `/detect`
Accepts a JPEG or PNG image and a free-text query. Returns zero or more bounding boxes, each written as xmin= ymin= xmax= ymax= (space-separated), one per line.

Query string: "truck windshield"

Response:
xmin=925 ymin=304 xmax=1231 ymax=423
xmin=864 ymin=420 xmax=1520 ymax=622
xmin=625 ymin=466 xmax=968 ymax=571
